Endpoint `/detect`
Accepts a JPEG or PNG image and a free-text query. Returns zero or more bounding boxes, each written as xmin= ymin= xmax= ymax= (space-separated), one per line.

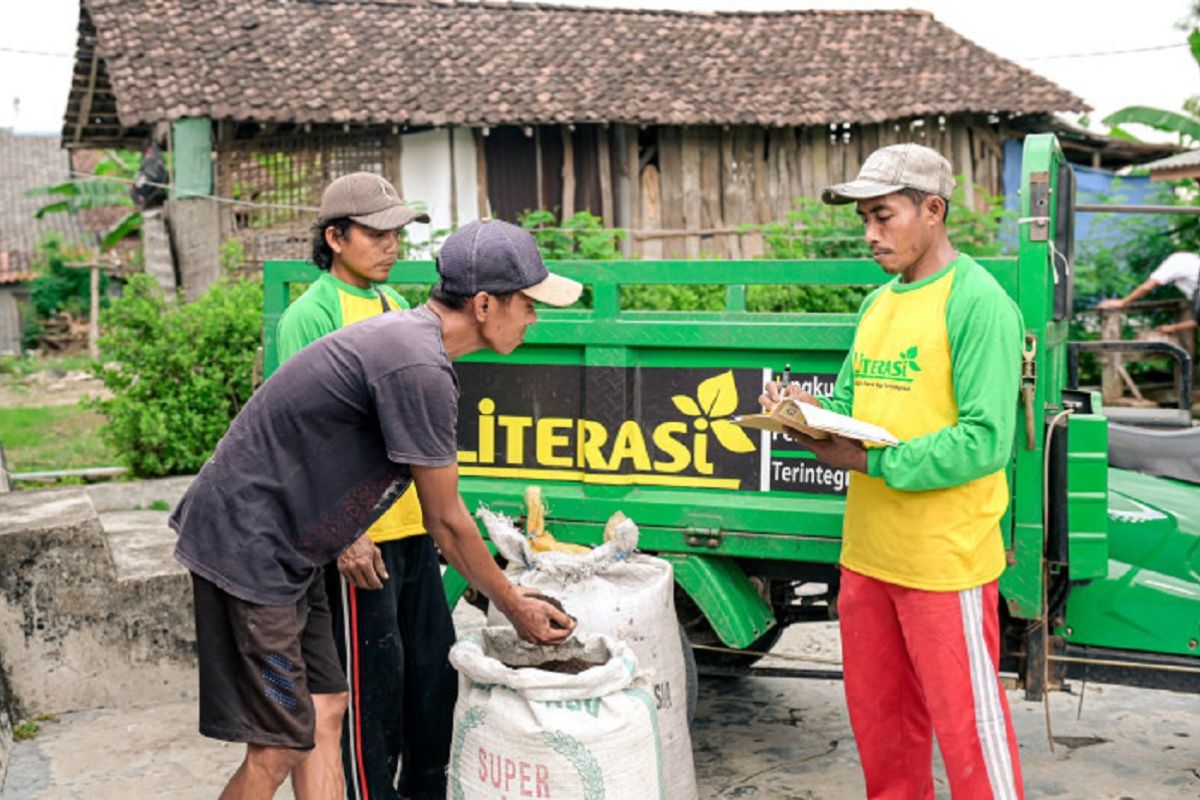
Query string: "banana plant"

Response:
xmin=25 ymin=150 xmax=144 ymax=250
xmin=1101 ymin=28 xmax=1200 ymax=144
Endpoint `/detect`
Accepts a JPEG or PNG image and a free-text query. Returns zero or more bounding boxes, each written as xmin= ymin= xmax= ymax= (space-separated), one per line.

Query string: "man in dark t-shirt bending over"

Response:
xmin=171 ymin=218 xmax=580 ymax=800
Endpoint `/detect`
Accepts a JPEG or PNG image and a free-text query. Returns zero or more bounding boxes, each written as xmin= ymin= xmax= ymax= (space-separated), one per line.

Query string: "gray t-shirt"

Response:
xmin=171 ymin=305 xmax=458 ymax=605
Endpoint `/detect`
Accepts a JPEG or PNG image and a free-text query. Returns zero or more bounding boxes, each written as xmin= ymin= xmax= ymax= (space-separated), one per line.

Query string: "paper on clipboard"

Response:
xmin=733 ymin=398 xmax=900 ymax=447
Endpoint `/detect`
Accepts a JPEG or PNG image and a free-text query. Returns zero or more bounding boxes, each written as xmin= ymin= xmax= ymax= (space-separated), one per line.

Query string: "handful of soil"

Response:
xmin=527 ymin=591 xmax=576 ymax=631
xmin=535 ymin=656 xmax=601 ymax=675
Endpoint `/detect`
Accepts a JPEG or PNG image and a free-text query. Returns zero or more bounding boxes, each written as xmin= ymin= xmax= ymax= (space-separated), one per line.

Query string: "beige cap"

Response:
xmin=317 ymin=172 xmax=430 ymax=229
xmin=521 ymin=272 xmax=584 ymax=307
xmin=822 ymin=144 xmax=955 ymax=205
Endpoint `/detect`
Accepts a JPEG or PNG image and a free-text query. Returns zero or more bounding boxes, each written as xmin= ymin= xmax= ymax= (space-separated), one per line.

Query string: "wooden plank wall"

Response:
xmin=630 ymin=115 xmax=1006 ymax=258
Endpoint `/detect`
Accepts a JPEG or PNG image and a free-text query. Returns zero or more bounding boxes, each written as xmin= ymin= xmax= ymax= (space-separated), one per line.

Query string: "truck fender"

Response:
xmin=661 ymin=554 xmax=776 ymax=650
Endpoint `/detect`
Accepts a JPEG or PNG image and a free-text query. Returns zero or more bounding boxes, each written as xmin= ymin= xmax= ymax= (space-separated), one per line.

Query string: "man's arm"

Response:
xmin=410 ymin=462 xmax=574 ymax=644
xmin=1097 ymin=277 xmax=1161 ymax=310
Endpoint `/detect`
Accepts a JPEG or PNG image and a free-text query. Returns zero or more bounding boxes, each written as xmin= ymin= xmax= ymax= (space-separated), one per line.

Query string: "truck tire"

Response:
xmin=679 ymin=622 xmax=698 ymax=727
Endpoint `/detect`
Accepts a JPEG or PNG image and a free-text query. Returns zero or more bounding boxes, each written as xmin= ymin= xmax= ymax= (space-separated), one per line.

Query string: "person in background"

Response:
xmin=762 ymin=143 xmax=1025 ymax=799
xmin=1097 ymin=251 xmax=1199 ymax=335
xmin=276 ymin=172 xmax=450 ymax=799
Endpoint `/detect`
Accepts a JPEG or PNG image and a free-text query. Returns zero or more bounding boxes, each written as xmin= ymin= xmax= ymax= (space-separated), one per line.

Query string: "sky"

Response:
xmin=2 ymin=0 xmax=1197 ymax=142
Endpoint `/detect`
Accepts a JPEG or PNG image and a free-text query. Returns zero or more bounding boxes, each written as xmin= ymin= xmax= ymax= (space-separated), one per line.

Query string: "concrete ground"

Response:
xmin=4 ymin=610 xmax=1197 ymax=799
xmin=2 ymin=499 xmax=1196 ymax=798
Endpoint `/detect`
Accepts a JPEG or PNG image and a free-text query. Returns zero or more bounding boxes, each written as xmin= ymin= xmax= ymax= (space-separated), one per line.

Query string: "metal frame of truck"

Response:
xmin=263 ymin=134 xmax=1200 ymax=698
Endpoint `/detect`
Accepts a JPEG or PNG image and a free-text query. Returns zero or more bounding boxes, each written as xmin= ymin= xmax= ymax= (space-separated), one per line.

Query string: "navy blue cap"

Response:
xmin=436 ymin=220 xmax=582 ymax=306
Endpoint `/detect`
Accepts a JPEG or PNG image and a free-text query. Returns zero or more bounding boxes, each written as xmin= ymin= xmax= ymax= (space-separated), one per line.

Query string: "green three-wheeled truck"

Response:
xmin=263 ymin=133 xmax=1199 ymax=701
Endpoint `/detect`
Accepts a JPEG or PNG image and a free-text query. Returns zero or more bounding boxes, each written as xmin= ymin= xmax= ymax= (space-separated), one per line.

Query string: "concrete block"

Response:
xmin=0 ymin=490 xmax=195 ymax=719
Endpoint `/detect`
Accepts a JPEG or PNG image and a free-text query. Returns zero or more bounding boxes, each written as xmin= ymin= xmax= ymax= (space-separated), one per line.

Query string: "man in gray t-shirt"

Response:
xmin=173 ymin=217 xmax=582 ymax=799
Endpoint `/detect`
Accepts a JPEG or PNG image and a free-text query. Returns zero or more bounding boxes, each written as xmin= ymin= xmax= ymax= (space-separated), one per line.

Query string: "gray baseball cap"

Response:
xmin=436 ymin=219 xmax=583 ymax=307
xmin=317 ymin=172 xmax=430 ymax=229
xmin=822 ymin=143 xmax=955 ymax=205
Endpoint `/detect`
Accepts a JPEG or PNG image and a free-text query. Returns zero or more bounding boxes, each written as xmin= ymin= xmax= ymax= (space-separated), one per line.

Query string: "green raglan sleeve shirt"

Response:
xmin=276 ymin=273 xmax=410 ymax=364
xmin=862 ymin=262 xmax=1024 ymax=492
xmin=276 ymin=284 xmax=338 ymax=364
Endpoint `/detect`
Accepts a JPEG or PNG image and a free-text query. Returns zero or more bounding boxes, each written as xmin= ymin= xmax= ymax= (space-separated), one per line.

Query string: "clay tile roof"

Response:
xmin=69 ymin=0 xmax=1087 ymax=132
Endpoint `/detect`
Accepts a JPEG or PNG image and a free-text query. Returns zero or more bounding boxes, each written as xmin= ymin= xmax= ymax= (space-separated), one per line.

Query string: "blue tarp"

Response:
xmin=1002 ymin=139 xmax=1165 ymax=252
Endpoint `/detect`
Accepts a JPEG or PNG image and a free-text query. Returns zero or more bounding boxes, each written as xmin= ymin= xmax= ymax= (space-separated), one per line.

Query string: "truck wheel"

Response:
xmin=675 ymin=585 xmax=785 ymax=669
xmin=679 ymin=622 xmax=698 ymax=727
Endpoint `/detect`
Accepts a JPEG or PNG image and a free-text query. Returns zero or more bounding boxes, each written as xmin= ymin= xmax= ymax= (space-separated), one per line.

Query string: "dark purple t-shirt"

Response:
xmin=171 ymin=305 xmax=457 ymax=604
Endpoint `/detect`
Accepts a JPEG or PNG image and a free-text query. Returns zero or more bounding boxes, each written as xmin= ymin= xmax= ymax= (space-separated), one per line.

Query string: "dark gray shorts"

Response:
xmin=191 ymin=571 xmax=347 ymax=750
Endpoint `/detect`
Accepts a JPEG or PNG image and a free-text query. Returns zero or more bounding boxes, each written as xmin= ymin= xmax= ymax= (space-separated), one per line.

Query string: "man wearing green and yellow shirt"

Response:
xmin=276 ymin=172 xmax=450 ymax=800
xmin=762 ymin=144 xmax=1024 ymax=799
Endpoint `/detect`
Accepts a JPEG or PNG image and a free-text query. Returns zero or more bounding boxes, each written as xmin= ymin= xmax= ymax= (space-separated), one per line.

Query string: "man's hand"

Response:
xmin=759 ymin=380 xmax=819 ymax=412
xmin=411 ymin=463 xmax=577 ymax=645
xmin=500 ymin=586 xmax=576 ymax=645
xmin=1097 ymin=298 xmax=1126 ymax=310
xmin=790 ymin=430 xmax=868 ymax=474
xmin=337 ymin=533 xmax=389 ymax=589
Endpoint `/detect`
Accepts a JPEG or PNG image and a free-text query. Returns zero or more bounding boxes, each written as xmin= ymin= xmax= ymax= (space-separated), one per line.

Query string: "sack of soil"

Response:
xmin=447 ymin=627 xmax=664 ymax=800
xmin=479 ymin=499 xmax=699 ymax=800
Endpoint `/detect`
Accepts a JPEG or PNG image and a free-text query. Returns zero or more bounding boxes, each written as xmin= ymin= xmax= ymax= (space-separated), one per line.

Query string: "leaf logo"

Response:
xmin=900 ymin=346 xmax=921 ymax=373
xmin=671 ymin=370 xmax=757 ymax=454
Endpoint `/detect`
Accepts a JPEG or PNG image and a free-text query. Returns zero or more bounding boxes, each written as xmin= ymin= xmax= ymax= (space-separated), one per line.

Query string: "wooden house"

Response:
xmin=62 ymin=0 xmax=1087 ymax=297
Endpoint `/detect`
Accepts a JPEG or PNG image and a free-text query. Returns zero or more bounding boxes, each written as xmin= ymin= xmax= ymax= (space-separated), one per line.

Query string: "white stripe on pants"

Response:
xmin=959 ymin=585 xmax=1018 ymax=800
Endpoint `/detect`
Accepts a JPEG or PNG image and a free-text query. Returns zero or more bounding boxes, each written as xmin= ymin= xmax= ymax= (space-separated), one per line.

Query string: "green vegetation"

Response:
xmin=1075 ymin=181 xmax=1200 ymax=307
xmin=90 ymin=274 xmax=263 ymax=477
xmin=517 ymin=181 xmax=1011 ymax=314
xmin=1071 ymin=180 xmax=1200 ymax=384
xmin=0 ymin=406 xmax=114 ymax=473
xmin=520 ymin=209 xmax=626 ymax=260
xmin=745 ymin=182 xmax=1012 ymax=314
xmin=12 ymin=714 xmax=57 ymax=742
xmin=23 ymin=234 xmax=109 ymax=349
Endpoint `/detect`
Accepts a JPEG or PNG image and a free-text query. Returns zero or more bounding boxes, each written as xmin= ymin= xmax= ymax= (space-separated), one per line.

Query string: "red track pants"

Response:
xmin=838 ymin=567 xmax=1024 ymax=800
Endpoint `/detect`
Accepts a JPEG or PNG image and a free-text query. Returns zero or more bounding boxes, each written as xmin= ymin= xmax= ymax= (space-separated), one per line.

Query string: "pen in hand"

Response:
xmin=782 ymin=363 xmax=791 ymax=399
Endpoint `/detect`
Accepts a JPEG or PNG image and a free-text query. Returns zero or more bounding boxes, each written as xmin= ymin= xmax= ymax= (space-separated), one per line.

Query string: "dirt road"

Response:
xmin=3 ymin=614 xmax=1195 ymax=799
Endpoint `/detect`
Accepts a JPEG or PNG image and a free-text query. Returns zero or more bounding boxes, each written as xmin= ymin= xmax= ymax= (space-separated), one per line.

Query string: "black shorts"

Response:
xmin=191 ymin=571 xmax=347 ymax=750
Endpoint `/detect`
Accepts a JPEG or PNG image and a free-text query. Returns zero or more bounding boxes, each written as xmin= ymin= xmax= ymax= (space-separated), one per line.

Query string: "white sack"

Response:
xmin=448 ymin=627 xmax=664 ymax=800
xmin=480 ymin=508 xmax=698 ymax=800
